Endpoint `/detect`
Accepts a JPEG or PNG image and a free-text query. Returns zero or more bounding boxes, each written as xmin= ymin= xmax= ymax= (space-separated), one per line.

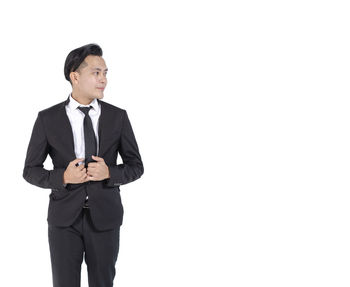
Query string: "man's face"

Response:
xmin=73 ymin=55 xmax=108 ymax=101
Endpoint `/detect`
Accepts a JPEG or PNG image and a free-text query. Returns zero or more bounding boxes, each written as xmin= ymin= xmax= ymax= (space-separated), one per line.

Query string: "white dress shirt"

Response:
xmin=65 ymin=93 xmax=101 ymax=165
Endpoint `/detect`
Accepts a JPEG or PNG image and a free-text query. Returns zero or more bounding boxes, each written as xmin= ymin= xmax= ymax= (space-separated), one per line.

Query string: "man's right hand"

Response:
xmin=63 ymin=158 xmax=89 ymax=184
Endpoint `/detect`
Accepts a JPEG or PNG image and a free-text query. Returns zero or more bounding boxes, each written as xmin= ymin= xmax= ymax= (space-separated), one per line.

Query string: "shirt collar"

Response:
xmin=68 ymin=93 xmax=99 ymax=111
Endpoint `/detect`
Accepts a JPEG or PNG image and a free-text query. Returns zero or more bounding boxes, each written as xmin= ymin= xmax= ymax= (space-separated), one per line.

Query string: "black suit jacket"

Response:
xmin=23 ymin=96 xmax=144 ymax=231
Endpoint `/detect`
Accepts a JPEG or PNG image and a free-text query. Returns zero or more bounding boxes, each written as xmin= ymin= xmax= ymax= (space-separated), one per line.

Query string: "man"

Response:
xmin=23 ymin=43 xmax=144 ymax=287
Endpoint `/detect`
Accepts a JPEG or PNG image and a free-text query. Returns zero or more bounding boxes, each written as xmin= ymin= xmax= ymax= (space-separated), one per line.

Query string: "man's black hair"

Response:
xmin=64 ymin=43 xmax=103 ymax=84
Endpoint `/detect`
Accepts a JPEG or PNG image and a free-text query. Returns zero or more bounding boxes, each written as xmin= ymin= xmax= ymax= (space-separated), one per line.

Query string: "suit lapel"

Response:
xmin=97 ymin=100 xmax=116 ymax=158
xmin=97 ymin=99 xmax=115 ymax=157
xmin=60 ymin=96 xmax=76 ymax=159
xmin=97 ymin=99 xmax=105 ymax=157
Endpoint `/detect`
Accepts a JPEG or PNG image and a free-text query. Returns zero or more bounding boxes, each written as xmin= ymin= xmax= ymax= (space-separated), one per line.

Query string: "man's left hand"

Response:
xmin=87 ymin=155 xmax=110 ymax=181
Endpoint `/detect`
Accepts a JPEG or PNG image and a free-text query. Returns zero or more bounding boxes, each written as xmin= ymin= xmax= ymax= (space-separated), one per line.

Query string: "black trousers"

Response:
xmin=48 ymin=208 xmax=120 ymax=287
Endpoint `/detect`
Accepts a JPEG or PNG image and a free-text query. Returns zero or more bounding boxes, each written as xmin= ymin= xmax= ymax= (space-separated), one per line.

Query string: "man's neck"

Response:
xmin=71 ymin=92 xmax=93 ymax=105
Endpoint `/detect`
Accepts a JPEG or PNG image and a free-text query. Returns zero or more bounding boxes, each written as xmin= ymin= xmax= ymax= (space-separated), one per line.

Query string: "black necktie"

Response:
xmin=78 ymin=106 xmax=97 ymax=167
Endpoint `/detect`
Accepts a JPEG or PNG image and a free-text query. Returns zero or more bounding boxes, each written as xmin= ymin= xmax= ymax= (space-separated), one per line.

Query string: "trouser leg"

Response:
xmin=83 ymin=209 xmax=120 ymax=287
xmin=48 ymin=211 xmax=84 ymax=287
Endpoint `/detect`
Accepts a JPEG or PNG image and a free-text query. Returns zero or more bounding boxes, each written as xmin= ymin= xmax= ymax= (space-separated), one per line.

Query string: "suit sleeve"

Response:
xmin=104 ymin=110 xmax=144 ymax=187
xmin=22 ymin=112 xmax=66 ymax=190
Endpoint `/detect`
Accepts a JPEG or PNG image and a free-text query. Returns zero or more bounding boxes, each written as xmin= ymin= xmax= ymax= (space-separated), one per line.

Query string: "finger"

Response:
xmin=87 ymin=166 xmax=97 ymax=172
xmin=71 ymin=158 xmax=85 ymax=165
xmin=92 ymin=155 xmax=104 ymax=162
xmin=75 ymin=164 xmax=85 ymax=172
xmin=77 ymin=165 xmax=86 ymax=172
xmin=74 ymin=161 xmax=85 ymax=168
xmin=88 ymin=162 xmax=98 ymax=168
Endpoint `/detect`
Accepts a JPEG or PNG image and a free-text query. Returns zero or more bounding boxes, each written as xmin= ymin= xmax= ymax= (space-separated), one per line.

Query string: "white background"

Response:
xmin=0 ymin=0 xmax=349 ymax=286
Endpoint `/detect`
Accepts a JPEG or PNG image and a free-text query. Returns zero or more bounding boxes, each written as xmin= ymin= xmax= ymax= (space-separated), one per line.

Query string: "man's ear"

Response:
xmin=69 ymin=71 xmax=79 ymax=85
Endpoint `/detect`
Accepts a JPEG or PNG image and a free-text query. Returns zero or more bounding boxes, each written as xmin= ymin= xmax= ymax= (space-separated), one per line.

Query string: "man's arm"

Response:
xmin=104 ymin=110 xmax=144 ymax=187
xmin=22 ymin=112 xmax=66 ymax=190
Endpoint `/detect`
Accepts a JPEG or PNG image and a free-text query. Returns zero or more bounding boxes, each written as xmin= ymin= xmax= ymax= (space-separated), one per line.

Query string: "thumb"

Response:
xmin=92 ymin=155 xmax=104 ymax=162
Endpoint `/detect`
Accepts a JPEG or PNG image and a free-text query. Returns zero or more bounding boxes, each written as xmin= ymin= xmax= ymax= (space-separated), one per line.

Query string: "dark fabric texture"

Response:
xmin=23 ymin=96 xmax=144 ymax=230
xmin=48 ymin=208 xmax=120 ymax=287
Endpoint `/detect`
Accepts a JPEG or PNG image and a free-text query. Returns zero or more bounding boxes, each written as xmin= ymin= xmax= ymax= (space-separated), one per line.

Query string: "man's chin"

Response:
xmin=95 ymin=93 xmax=104 ymax=99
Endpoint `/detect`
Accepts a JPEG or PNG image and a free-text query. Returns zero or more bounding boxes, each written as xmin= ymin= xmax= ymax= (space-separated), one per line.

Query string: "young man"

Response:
xmin=23 ymin=43 xmax=144 ymax=287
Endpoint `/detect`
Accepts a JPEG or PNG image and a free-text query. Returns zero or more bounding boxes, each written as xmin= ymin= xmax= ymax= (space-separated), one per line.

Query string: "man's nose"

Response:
xmin=99 ymin=74 xmax=107 ymax=83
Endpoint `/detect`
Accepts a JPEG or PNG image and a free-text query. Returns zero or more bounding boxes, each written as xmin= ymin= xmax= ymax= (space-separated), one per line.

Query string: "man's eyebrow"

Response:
xmin=91 ymin=67 xmax=108 ymax=71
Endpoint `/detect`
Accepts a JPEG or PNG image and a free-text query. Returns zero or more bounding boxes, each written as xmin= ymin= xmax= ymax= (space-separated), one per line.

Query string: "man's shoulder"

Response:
xmin=37 ymin=100 xmax=66 ymax=118
xmin=99 ymin=100 xmax=126 ymax=114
